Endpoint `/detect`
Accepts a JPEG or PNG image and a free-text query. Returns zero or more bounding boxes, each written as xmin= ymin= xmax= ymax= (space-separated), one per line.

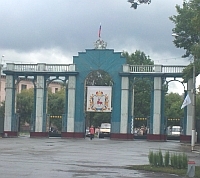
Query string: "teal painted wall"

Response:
xmin=73 ymin=49 xmax=126 ymax=133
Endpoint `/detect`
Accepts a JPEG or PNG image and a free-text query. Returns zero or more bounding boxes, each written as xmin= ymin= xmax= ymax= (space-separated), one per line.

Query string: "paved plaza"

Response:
xmin=0 ymin=136 xmax=199 ymax=178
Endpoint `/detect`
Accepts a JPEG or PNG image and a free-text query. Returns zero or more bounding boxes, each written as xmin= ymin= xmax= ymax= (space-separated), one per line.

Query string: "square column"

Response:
xmin=30 ymin=64 xmax=48 ymax=138
xmin=111 ymin=64 xmax=133 ymax=140
xmin=4 ymin=63 xmax=18 ymax=137
xmin=35 ymin=76 xmax=45 ymax=132
xmin=62 ymin=64 xmax=77 ymax=138
xmin=147 ymin=65 xmax=166 ymax=141
xmin=153 ymin=77 xmax=162 ymax=134
xmin=67 ymin=76 xmax=76 ymax=131
xmin=120 ymin=76 xmax=129 ymax=133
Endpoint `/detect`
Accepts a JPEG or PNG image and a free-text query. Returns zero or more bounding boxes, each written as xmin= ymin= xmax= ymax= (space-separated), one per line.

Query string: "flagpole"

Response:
xmin=172 ymin=33 xmax=196 ymax=151
xmin=94 ymin=23 xmax=107 ymax=49
xmin=98 ymin=23 xmax=101 ymax=39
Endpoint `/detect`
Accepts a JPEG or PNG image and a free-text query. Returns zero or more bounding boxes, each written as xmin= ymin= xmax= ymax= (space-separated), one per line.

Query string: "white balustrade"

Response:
xmin=4 ymin=63 xmax=73 ymax=72
xmin=130 ymin=65 xmax=186 ymax=73
xmin=4 ymin=63 xmax=186 ymax=74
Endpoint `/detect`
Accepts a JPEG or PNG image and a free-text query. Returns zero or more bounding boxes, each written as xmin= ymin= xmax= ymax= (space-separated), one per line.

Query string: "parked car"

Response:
xmin=171 ymin=126 xmax=181 ymax=136
xmin=99 ymin=123 xmax=111 ymax=138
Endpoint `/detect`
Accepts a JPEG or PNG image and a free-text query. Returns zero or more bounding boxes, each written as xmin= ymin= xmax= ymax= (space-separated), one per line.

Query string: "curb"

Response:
xmin=192 ymin=150 xmax=200 ymax=154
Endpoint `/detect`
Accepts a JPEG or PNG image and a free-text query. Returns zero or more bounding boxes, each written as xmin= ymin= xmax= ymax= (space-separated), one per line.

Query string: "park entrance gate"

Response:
xmin=2 ymin=48 xmax=194 ymax=141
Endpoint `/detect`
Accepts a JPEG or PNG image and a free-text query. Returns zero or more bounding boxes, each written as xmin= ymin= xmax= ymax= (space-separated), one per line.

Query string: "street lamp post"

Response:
xmin=191 ymin=57 xmax=196 ymax=151
xmin=172 ymin=33 xmax=196 ymax=151
xmin=0 ymin=55 xmax=4 ymax=104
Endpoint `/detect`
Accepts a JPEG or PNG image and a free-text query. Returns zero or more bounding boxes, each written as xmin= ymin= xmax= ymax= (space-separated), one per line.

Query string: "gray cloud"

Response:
xmin=0 ymin=0 xmax=185 ymax=64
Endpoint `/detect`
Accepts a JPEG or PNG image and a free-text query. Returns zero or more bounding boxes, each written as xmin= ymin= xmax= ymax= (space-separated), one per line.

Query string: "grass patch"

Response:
xmin=126 ymin=165 xmax=200 ymax=178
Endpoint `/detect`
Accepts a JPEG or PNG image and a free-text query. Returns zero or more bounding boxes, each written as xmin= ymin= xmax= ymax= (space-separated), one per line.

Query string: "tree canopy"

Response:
xmin=165 ymin=93 xmax=183 ymax=119
xmin=123 ymin=50 xmax=154 ymax=118
xmin=170 ymin=0 xmax=200 ymax=81
xmin=17 ymin=89 xmax=34 ymax=124
xmin=170 ymin=0 xmax=200 ymax=58
xmin=123 ymin=50 xmax=153 ymax=65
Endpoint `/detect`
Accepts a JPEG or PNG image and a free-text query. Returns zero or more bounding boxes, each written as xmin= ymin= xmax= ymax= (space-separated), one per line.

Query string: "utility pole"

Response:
xmin=0 ymin=55 xmax=4 ymax=104
xmin=172 ymin=33 xmax=198 ymax=151
xmin=191 ymin=56 xmax=196 ymax=151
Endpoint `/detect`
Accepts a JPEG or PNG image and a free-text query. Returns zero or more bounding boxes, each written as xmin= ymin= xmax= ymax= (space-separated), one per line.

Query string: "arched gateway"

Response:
xmin=2 ymin=47 xmax=194 ymax=142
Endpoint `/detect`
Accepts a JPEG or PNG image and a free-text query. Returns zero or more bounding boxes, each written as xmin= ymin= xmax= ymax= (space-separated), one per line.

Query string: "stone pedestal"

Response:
xmin=180 ymin=135 xmax=191 ymax=143
xmin=110 ymin=133 xmax=133 ymax=140
xmin=3 ymin=131 xmax=18 ymax=138
xmin=30 ymin=132 xmax=49 ymax=138
xmin=147 ymin=134 xmax=167 ymax=141
xmin=61 ymin=132 xmax=85 ymax=139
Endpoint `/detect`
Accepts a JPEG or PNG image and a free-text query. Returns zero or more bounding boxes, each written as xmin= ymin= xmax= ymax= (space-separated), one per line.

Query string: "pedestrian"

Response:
xmin=89 ymin=125 xmax=95 ymax=140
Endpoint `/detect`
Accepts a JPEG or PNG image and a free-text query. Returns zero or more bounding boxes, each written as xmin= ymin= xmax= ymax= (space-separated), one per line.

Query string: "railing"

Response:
xmin=129 ymin=65 xmax=186 ymax=73
xmin=4 ymin=63 xmax=187 ymax=74
xmin=129 ymin=65 xmax=155 ymax=72
xmin=5 ymin=64 xmax=73 ymax=72
xmin=14 ymin=64 xmax=38 ymax=71
xmin=45 ymin=64 xmax=71 ymax=72
xmin=161 ymin=65 xmax=185 ymax=73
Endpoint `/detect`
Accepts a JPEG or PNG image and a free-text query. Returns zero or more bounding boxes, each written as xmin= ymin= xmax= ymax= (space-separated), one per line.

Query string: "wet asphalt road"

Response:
xmin=0 ymin=136 xmax=199 ymax=178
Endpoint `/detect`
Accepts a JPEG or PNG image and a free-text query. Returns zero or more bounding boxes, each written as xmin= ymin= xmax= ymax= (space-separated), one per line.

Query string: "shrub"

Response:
xmin=177 ymin=153 xmax=182 ymax=169
xmin=182 ymin=153 xmax=188 ymax=169
xmin=148 ymin=149 xmax=163 ymax=167
xmin=164 ymin=151 xmax=170 ymax=167
xmin=174 ymin=153 xmax=178 ymax=168
xmin=158 ymin=149 xmax=163 ymax=167
xmin=153 ymin=152 xmax=158 ymax=166
xmin=148 ymin=150 xmax=188 ymax=170
xmin=170 ymin=153 xmax=175 ymax=167
xmin=148 ymin=150 xmax=154 ymax=165
xmin=170 ymin=152 xmax=188 ymax=169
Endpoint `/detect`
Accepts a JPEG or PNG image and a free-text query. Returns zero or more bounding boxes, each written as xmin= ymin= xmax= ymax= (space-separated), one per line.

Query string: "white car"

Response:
xmin=99 ymin=123 xmax=111 ymax=138
xmin=171 ymin=126 xmax=181 ymax=136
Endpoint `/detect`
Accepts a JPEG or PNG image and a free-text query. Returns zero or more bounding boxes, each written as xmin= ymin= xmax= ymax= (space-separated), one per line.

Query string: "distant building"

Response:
xmin=0 ymin=75 xmax=63 ymax=103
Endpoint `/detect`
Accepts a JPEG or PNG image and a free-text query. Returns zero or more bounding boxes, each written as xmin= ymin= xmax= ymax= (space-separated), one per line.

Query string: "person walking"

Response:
xmin=89 ymin=125 xmax=95 ymax=140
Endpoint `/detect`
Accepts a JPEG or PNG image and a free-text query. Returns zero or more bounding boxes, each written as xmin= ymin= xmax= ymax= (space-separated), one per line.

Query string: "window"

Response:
xmin=55 ymin=88 xmax=59 ymax=93
xmin=21 ymin=84 xmax=27 ymax=91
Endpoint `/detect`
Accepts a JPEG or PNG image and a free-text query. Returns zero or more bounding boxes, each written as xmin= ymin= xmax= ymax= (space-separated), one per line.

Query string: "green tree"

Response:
xmin=48 ymin=88 xmax=65 ymax=131
xmin=123 ymin=50 xmax=153 ymax=65
xmin=165 ymin=92 xmax=183 ymax=126
xmin=86 ymin=70 xmax=113 ymax=86
xmin=170 ymin=0 xmax=200 ymax=58
xmin=16 ymin=88 xmax=34 ymax=125
xmin=123 ymin=50 xmax=154 ymax=118
xmin=91 ymin=112 xmax=111 ymax=127
xmin=48 ymin=88 xmax=65 ymax=115
xmin=0 ymin=101 xmax=5 ymax=119
xmin=170 ymin=0 xmax=200 ymax=81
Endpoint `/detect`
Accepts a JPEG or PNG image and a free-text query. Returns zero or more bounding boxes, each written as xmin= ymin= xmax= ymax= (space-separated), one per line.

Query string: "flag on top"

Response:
xmin=181 ymin=94 xmax=191 ymax=109
xmin=98 ymin=23 xmax=101 ymax=38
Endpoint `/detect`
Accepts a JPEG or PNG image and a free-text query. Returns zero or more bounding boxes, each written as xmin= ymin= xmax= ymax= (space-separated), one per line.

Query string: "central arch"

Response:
xmin=84 ymin=70 xmax=113 ymax=131
xmin=63 ymin=49 xmax=131 ymax=139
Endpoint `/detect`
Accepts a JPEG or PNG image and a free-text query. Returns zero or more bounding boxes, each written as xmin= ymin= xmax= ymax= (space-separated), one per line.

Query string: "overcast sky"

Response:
xmin=0 ymin=0 xmax=195 ymax=94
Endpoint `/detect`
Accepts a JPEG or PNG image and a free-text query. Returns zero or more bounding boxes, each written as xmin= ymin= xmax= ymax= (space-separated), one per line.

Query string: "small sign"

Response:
xmin=188 ymin=161 xmax=195 ymax=164
xmin=187 ymin=160 xmax=195 ymax=177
